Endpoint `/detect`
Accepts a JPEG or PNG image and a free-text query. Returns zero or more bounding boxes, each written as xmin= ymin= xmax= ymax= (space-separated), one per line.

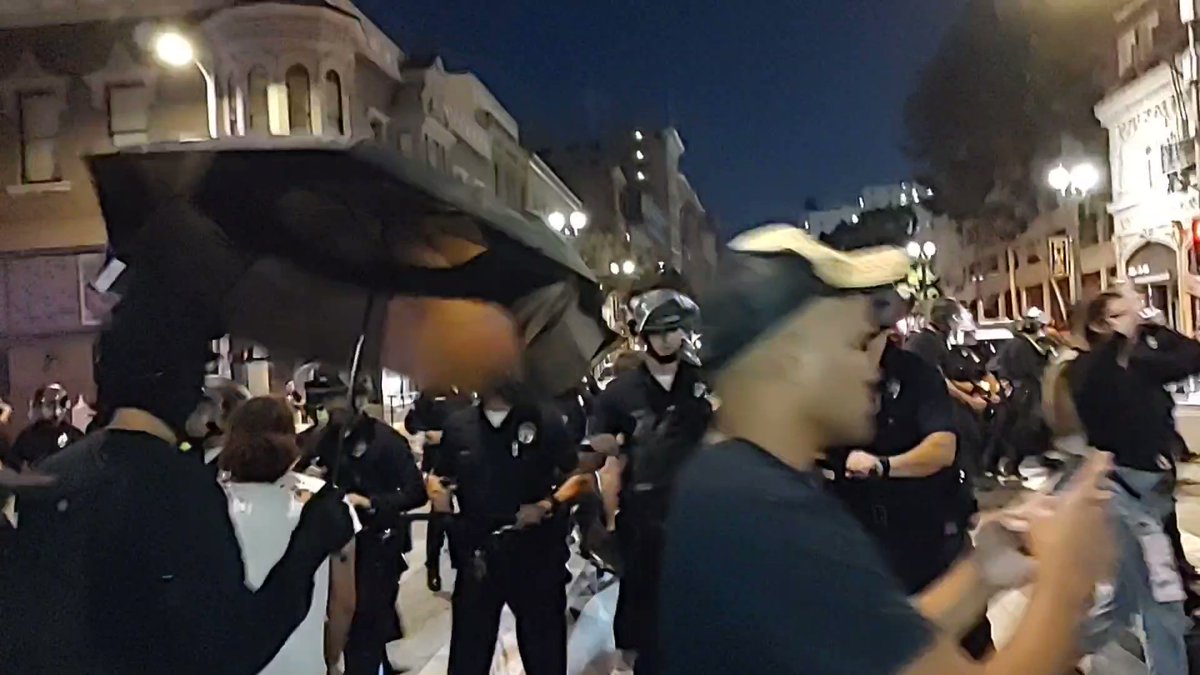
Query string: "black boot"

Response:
xmin=426 ymin=566 xmax=442 ymax=593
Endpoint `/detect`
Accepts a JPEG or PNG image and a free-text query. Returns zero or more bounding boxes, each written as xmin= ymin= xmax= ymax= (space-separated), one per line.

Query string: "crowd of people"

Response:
xmin=3 ymin=224 xmax=1200 ymax=674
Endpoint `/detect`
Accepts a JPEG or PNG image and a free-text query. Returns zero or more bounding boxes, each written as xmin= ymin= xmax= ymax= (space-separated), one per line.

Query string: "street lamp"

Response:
xmin=150 ymin=29 xmax=218 ymax=139
xmin=547 ymin=211 xmax=567 ymax=232
xmin=621 ymin=259 xmax=636 ymax=275
xmin=1048 ymin=161 xmax=1099 ymax=303
xmin=922 ymin=241 xmax=937 ymax=259
xmin=569 ymin=210 xmax=588 ymax=231
xmin=906 ymin=241 xmax=922 ymax=259
xmin=609 ymin=262 xmax=620 ymax=275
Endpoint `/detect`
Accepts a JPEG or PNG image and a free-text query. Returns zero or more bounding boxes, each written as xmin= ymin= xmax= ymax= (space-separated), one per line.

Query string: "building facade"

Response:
xmin=1095 ymin=0 xmax=1200 ymax=332
xmin=0 ymin=0 xmax=580 ymax=413
xmin=543 ymin=127 xmax=719 ymax=292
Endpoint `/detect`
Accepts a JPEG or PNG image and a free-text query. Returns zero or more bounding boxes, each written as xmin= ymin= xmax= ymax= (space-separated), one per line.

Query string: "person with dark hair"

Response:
xmin=222 ymin=396 xmax=360 ymax=675
xmin=582 ymin=288 xmax=713 ymax=675
xmin=990 ymin=309 xmax=1056 ymax=479
xmin=660 ymin=224 xmax=1116 ymax=675
xmin=299 ymin=368 xmax=427 ymax=675
xmin=430 ymin=380 xmax=592 ymax=675
xmin=186 ymin=376 xmax=251 ymax=469
xmin=0 ymin=276 xmax=354 ymax=674
xmin=1065 ymin=286 xmax=1196 ymax=673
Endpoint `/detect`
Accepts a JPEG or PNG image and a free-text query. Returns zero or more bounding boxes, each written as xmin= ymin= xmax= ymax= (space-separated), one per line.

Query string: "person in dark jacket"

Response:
xmin=990 ymin=310 xmax=1055 ymax=478
xmin=0 ymin=277 xmax=354 ymax=675
xmin=299 ymin=369 xmax=427 ymax=675
xmin=405 ymin=388 xmax=471 ymax=592
xmin=10 ymin=384 xmax=83 ymax=470
xmin=583 ymin=288 xmax=713 ymax=675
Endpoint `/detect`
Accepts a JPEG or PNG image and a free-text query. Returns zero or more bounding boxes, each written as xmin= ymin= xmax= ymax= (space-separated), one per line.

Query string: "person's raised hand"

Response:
xmin=1029 ymin=453 xmax=1115 ymax=594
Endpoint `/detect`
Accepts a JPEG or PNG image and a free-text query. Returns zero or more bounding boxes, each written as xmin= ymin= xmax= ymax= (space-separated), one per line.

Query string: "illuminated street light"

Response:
xmin=1047 ymin=164 xmax=1072 ymax=193
xmin=569 ymin=210 xmax=588 ymax=231
xmin=636 ymin=171 xmax=646 ymax=181
xmin=633 ymin=130 xmax=644 ymax=141
xmin=609 ymin=262 xmax=620 ymax=275
xmin=1070 ymin=163 xmax=1100 ymax=194
xmin=153 ymin=31 xmax=195 ymax=67
xmin=906 ymin=241 xmax=922 ymax=259
xmin=621 ymin=259 xmax=636 ymax=275
xmin=922 ymin=241 xmax=937 ymax=258
xmin=150 ymin=29 xmax=217 ymax=139
xmin=635 ymin=150 xmax=645 ymax=161
xmin=547 ymin=211 xmax=567 ymax=232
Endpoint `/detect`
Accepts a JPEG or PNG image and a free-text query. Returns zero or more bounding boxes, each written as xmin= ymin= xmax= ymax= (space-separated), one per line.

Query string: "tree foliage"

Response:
xmin=904 ymin=0 xmax=1119 ymax=246
xmin=821 ymin=205 xmax=916 ymax=251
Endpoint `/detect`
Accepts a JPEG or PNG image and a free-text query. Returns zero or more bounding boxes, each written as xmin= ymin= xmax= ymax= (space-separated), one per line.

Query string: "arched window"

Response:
xmin=322 ymin=70 xmax=344 ymax=136
xmin=226 ymin=75 xmax=239 ymax=135
xmin=286 ymin=65 xmax=311 ymax=135
xmin=247 ymin=66 xmax=269 ymax=135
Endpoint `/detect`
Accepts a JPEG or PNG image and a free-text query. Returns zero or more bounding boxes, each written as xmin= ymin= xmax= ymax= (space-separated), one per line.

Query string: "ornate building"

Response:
xmin=0 ymin=0 xmax=580 ymax=413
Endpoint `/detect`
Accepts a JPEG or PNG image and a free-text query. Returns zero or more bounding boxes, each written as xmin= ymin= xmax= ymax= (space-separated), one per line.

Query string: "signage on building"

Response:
xmin=1048 ymin=236 xmax=1070 ymax=280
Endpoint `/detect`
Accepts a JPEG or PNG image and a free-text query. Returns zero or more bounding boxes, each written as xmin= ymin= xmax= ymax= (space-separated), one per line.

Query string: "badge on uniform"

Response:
xmin=887 ymin=379 xmax=902 ymax=399
xmin=57 ymin=433 xmax=69 ymax=449
xmin=513 ymin=421 xmax=537 ymax=457
xmin=1146 ymin=335 xmax=1159 ymax=350
xmin=693 ymin=382 xmax=707 ymax=399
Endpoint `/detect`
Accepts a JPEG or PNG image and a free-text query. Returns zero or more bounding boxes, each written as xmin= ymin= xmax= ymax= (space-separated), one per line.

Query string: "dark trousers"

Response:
xmin=448 ymin=545 xmax=567 ymax=675
xmin=881 ymin=528 xmax=995 ymax=660
xmin=427 ymin=517 xmax=449 ymax=572
xmin=613 ymin=512 xmax=664 ymax=664
xmin=345 ymin=536 xmax=407 ymax=675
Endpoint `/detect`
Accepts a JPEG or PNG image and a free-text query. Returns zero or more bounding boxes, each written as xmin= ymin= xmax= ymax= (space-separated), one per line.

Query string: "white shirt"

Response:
xmin=224 ymin=472 xmax=361 ymax=675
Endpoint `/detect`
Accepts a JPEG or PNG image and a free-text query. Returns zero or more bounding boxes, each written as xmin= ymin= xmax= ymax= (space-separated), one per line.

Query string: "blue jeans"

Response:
xmin=1081 ymin=466 xmax=1189 ymax=675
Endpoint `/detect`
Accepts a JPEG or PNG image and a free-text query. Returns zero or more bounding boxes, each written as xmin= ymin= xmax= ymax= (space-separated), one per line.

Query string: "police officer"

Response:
xmin=431 ymin=380 xmax=591 ymax=675
xmin=182 ymin=375 xmax=251 ymax=469
xmin=829 ymin=328 xmax=993 ymax=659
xmin=584 ymin=287 xmax=713 ymax=675
xmin=299 ymin=366 xmax=427 ymax=675
xmin=10 ymin=384 xmax=83 ymax=470
xmin=405 ymin=388 xmax=471 ymax=592
xmin=992 ymin=308 xmax=1055 ymax=478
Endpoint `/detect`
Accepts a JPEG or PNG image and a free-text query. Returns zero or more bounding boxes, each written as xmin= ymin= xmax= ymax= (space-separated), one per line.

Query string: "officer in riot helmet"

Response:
xmin=10 ymin=384 xmax=83 ymax=470
xmin=430 ymin=378 xmax=591 ymax=675
xmin=992 ymin=307 xmax=1055 ymax=477
xmin=184 ymin=376 xmax=251 ymax=468
xmin=584 ymin=286 xmax=714 ymax=675
xmin=298 ymin=365 xmax=427 ymax=675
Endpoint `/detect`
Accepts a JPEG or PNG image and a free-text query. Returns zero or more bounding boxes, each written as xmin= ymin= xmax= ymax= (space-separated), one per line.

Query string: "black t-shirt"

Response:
xmin=1071 ymin=327 xmax=1200 ymax=471
xmin=0 ymin=430 xmax=328 ymax=674
xmin=661 ymin=439 xmax=934 ymax=674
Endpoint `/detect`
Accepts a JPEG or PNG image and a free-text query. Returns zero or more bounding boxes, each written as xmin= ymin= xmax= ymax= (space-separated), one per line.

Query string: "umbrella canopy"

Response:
xmin=86 ymin=138 xmax=613 ymax=396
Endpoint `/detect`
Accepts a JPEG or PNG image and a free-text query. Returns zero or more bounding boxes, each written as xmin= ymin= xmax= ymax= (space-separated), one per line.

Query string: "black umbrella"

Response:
xmin=85 ymin=138 xmax=613 ymax=398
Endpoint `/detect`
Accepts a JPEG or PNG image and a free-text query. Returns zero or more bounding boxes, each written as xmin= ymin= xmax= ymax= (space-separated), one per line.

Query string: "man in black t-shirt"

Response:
xmin=661 ymin=224 xmax=1115 ymax=675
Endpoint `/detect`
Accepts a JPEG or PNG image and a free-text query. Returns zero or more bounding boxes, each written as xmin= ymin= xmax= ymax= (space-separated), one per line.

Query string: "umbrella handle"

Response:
xmin=329 ymin=294 xmax=377 ymax=487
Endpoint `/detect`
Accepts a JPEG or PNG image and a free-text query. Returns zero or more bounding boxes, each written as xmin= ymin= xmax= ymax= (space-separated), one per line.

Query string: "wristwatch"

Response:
xmin=878 ymin=457 xmax=892 ymax=479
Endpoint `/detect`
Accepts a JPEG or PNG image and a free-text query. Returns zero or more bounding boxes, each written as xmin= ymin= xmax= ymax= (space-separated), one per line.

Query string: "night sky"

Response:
xmin=357 ymin=0 xmax=967 ymax=235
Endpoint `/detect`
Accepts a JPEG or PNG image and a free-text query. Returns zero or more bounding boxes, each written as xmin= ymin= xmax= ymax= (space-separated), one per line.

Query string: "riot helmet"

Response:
xmin=29 ymin=384 xmax=71 ymax=425
xmin=629 ymin=288 xmax=701 ymax=365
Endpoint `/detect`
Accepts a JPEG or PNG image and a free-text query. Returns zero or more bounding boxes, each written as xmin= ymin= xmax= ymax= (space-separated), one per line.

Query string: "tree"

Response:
xmin=821 ymin=205 xmax=917 ymax=251
xmin=904 ymin=0 xmax=1119 ymax=248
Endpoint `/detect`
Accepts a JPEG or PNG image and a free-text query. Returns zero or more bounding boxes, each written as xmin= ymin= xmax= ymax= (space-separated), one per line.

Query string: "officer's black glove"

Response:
xmin=291 ymin=484 xmax=355 ymax=566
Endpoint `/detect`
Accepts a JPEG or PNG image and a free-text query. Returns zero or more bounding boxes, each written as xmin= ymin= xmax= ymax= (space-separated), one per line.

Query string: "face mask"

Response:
xmin=316 ymin=409 xmax=330 ymax=426
xmin=484 ymin=408 xmax=510 ymax=428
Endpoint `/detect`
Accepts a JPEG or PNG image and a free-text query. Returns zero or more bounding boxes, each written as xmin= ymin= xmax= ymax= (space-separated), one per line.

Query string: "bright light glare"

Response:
xmin=922 ymin=241 xmax=937 ymax=258
xmin=636 ymin=171 xmax=646 ymax=181
xmin=569 ymin=210 xmax=588 ymax=230
xmin=1070 ymin=163 xmax=1099 ymax=194
xmin=1047 ymin=165 xmax=1071 ymax=192
xmin=851 ymin=213 xmax=860 ymax=223
xmin=906 ymin=241 xmax=922 ymax=258
xmin=633 ymin=130 xmax=644 ymax=141
xmin=635 ymin=150 xmax=645 ymax=160
xmin=153 ymin=31 xmax=195 ymax=68
xmin=547 ymin=211 xmax=566 ymax=231
xmin=609 ymin=262 xmax=620 ymax=274
xmin=621 ymin=259 xmax=636 ymax=275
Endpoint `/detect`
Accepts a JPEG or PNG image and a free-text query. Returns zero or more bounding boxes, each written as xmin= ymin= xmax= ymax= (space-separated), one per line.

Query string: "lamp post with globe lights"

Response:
xmin=149 ymin=28 xmax=218 ymax=139
xmin=1047 ymin=161 xmax=1100 ymax=304
xmin=899 ymin=240 xmax=940 ymax=329
xmin=546 ymin=209 xmax=589 ymax=238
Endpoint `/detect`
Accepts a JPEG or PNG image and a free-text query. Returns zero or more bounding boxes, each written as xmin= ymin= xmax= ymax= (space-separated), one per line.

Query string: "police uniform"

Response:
xmin=992 ymin=332 xmax=1052 ymax=472
xmin=589 ymin=359 xmax=713 ymax=672
xmin=10 ymin=420 xmax=82 ymax=469
xmin=301 ymin=414 xmax=427 ymax=675
xmin=406 ymin=391 xmax=472 ymax=590
xmin=437 ymin=402 xmax=575 ymax=675
xmin=830 ymin=342 xmax=992 ymax=658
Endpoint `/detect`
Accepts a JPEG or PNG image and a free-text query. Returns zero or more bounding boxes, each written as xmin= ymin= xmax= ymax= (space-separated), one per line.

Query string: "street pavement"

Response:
xmin=380 ymin=417 xmax=1200 ymax=675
